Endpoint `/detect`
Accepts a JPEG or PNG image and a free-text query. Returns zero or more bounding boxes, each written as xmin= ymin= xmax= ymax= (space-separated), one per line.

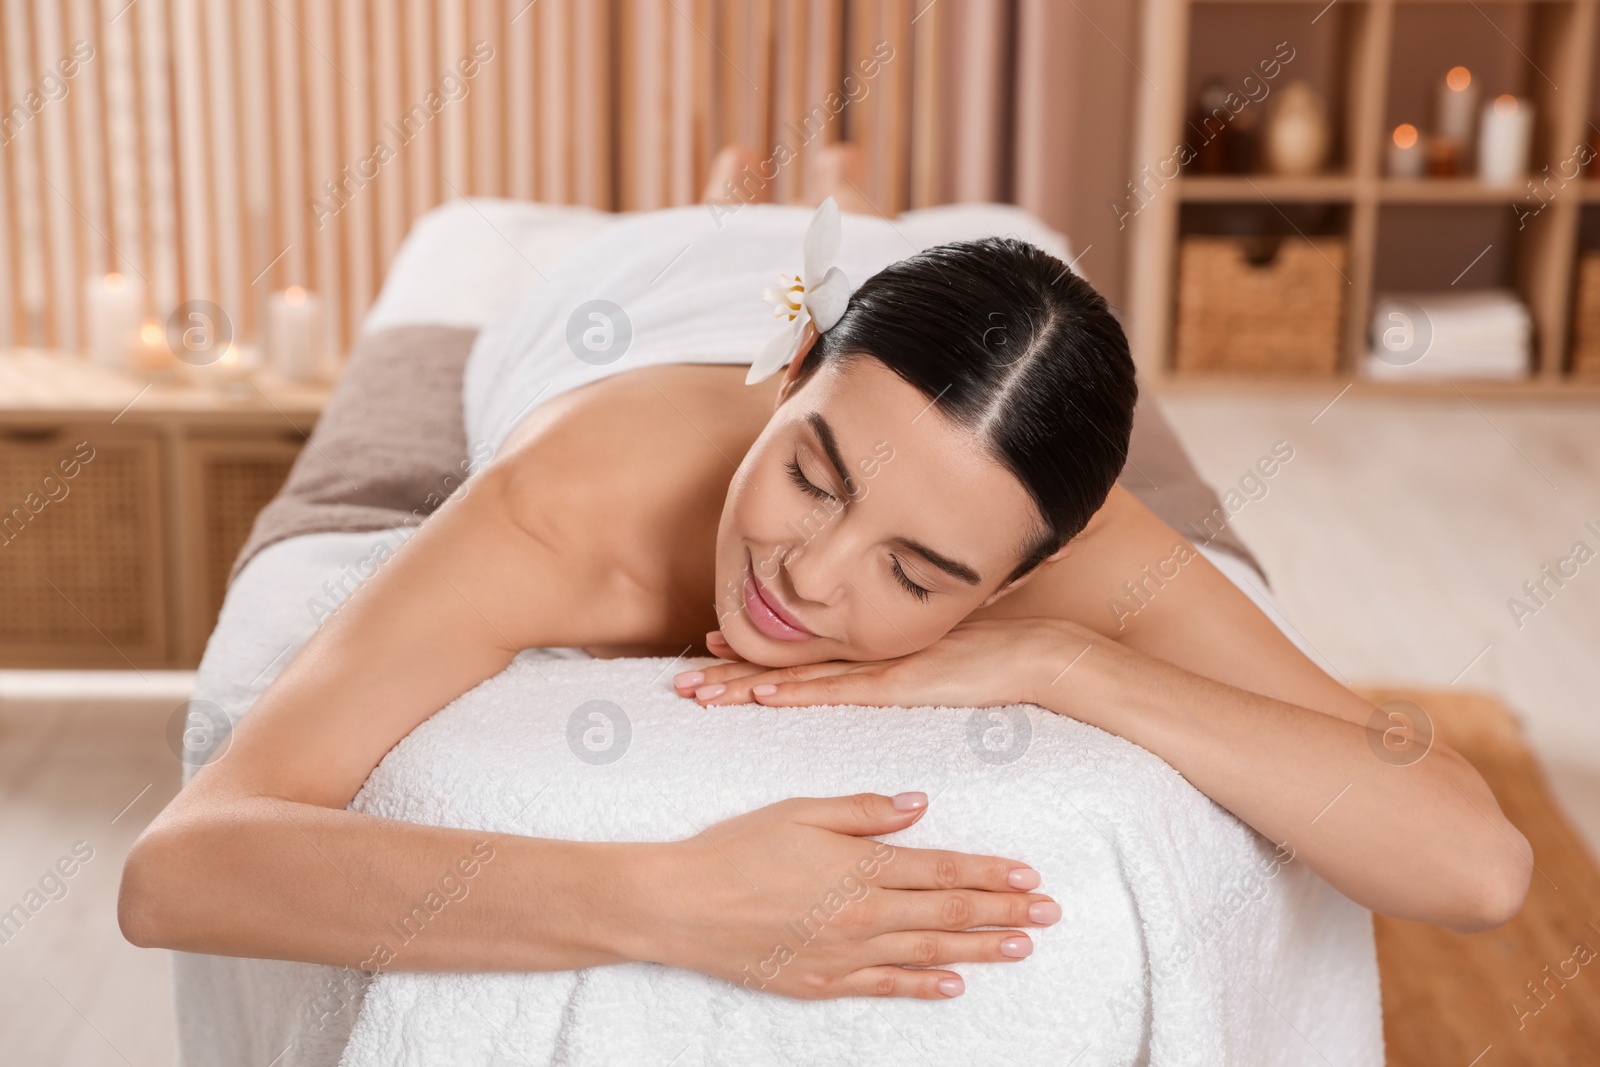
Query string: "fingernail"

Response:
xmin=937 ymin=977 xmax=964 ymax=998
xmin=1029 ymin=902 xmax=1061 ymax=925
xmin=1000 ymin=936 xmax=1032 ymax=958
xmin=675 ymin=671 xmax=705 ymax=688
xmin=891 ymin=791 xmax=928 ymax=811
xmin=695 ymin=684 xmax=726 ymax=700
xmin=1007 ymin=867 xmax=1040 ymax=890
xmin=752 ymin=683 xmax=777 ymax=697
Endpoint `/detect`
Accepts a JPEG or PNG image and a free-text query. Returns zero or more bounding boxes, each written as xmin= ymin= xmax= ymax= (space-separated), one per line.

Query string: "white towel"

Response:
xmin=460 ymin=199 xmax=1078 ymax=465
xmin=335 ymin=647 xmax=1380 ymax=1067
xmin=1364 ymin=289 xmax=1531 ymax=379
xmin=360 ymin=197 xmax=1075 ymax=342
xmin=359 ymin=199 xmax=620 ymax=337
xmin=176 ymin=530 xmax=1381 ymax=1067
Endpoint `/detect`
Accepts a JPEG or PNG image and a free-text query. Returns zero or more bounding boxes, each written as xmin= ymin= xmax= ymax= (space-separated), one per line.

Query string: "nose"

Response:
xmin=780 ymin=522 xmax=858 ymax=607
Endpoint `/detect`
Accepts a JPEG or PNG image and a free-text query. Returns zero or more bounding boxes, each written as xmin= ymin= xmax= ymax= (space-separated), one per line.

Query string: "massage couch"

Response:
xmin=172 ymin=199 xmax=1384 ymax=1066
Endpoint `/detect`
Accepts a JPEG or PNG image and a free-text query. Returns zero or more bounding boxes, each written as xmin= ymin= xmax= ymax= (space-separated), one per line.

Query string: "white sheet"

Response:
xmin=457 ymin=200 xmax=1080 ymax=467
xmin=361 ymin=197 xmax=1074 ymax=339
xmin=176 ymin=529 xmax=1381 ymax=1067
xmin=360 ymin=200 xmax=618 ymax=336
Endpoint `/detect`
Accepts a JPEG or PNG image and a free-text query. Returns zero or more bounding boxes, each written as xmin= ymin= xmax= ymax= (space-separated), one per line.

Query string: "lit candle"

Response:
xmin=128 ymin=318 xmax=175 ymax=376
xmin=266 ymin=286 xmax=328 ymax=382
xmin=83 ymin=273 xmax=144 ymax=369
xmin=185 ymin=341 xmax=259 ymax=392
xmin=1387 ymin=123 xmax=1425 ymax=178
xmin=1436 ymin=65 xmax=1478 ymax=145
xmin=1479 ymin=94 xmax=1533 ymax=186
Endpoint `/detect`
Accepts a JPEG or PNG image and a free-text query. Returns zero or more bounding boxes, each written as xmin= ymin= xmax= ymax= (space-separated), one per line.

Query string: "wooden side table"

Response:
xmin=0 ymin=350 xmax=330 ymax=669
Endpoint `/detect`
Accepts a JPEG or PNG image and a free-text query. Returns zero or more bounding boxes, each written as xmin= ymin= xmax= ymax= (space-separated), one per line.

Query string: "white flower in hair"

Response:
xmin=747 ymin=196 xmax=851 ymax=385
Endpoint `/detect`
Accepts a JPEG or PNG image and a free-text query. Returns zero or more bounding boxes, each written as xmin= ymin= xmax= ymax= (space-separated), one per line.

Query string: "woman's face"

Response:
xmin=714 ymin=354 xmax=1050 ymax=667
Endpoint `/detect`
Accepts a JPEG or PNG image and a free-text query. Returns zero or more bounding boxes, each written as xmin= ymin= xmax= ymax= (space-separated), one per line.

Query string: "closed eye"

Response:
xmin=891 ymin=555 xmax=932 ymax=602
xmin=785 ymin=457 xmax=832 ymax=500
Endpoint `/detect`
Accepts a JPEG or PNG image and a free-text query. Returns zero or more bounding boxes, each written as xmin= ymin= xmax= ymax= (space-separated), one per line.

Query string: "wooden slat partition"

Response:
xmin=170 ymin=0 xmax=210 ymax=315
xmin=504 ymin=0 xmax=537 ymax=202
xmin=304 ymin=0 xmax=343 ymax=365
xmin=0 ymin=0 xmax=1061 ymax=359
xmin=67 ymin=0 xmax=106 ymax=280
xmin=34 ymin=0 xmax=79 ymax=350
xmin=205 ymin=0 xmax=243 ymax=329
xmin=237 ymin=0 xmax=273 ymax=339
xmin=100 ymin=0 xmax=142 ymax=286
xmin=340 ymin=0 xmax=376 ymax=344
xmin=535 ymin=0 xmax=570 ymax=204
xmin=372 ymin=0 xmax=408 ymax=268
xmin=469 ymin=0 xmax=503 ymax=199
xmin=0 ymin=4 xmax=17 ymax=342
xmin=949 ymin=0 xmax=1010 ymax=204
xmin=5 ymin=0 xmax=49 ymax=343
xmin=404 ymin=0 xmax=439 ymax=218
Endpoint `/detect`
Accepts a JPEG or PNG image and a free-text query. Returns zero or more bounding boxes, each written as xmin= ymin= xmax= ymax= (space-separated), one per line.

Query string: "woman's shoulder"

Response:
xmin=488 ymin=363 xmax=768 ymax=627
xmin=497 ymin=361 xmax=770 ymax=465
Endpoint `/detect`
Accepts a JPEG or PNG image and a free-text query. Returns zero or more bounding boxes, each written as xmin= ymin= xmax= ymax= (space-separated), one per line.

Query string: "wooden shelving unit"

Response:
xmin=1129 ymin=0 xmax=1600 ymax=393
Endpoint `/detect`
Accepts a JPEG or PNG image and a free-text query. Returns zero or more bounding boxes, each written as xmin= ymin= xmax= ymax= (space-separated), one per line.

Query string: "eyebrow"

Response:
xmin=804 ymin=411 xmax=984 ymax=587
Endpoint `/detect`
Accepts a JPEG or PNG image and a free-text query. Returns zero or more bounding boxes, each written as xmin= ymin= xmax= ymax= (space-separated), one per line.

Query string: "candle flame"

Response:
xmin=1446 ymin=66 xmax=1471 ymax=92
xmin=1494 ymin=94 xmax=1518 ymax=116
xmin=1392 ymin=123 xmax=1419 ymax=149
xmin=139 ymin=320 xmax=163 ymax=345
xmin=217 ymin=345 xmax=238 ymax=366
xmin=285 ymin=285 xmax=306 ymax=305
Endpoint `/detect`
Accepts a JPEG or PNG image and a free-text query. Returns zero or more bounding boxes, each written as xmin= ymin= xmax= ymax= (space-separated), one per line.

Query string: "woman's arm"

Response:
xmin=119 ymin=457 xmax=643 ymax=969
xmin=1021 ymin=601 xmax=1534 ymax=935
xmin=683 ymin=539 xmax=1532 ymax=933
xmin=1023 ymin=516 xmax=1534 ymax=935
xmin=120 ymin=453 xmax=1060 ymax=997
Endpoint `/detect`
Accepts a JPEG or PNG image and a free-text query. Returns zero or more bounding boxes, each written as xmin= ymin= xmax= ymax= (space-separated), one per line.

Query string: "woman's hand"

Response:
xmin=623 ymin=791 xmax=1061 ymax=1000
xmin=673 ymin=619 xmax=1093 ymax=710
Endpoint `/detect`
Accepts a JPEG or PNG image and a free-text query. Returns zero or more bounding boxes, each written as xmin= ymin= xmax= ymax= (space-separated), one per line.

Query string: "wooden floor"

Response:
xmin=1160 ymin=389 xmax=1600 ymax=861
xmin=1358 ymin=684 xmax=1600 ymax=1066
xmin=0 ymin=682 xmax=186 ymax=1066
xmin=0 ymin=389 xmax=1595 ymax=1064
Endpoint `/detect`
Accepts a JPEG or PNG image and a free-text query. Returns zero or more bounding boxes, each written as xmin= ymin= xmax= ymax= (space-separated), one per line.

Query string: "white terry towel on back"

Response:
xmin=335 ymin=646 xmax=1381 ymax=1066
xmin=178 ymin=530 xmax=1381 ymax=1067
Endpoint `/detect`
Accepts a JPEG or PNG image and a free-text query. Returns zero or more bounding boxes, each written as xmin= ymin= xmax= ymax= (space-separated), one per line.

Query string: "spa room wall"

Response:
xmin=0 ymin=0 xmax=1141 ymax=362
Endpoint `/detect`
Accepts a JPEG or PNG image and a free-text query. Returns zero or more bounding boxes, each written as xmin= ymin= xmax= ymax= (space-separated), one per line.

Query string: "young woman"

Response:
xmin=120 ymin=146 xmax=1530 ymax=1006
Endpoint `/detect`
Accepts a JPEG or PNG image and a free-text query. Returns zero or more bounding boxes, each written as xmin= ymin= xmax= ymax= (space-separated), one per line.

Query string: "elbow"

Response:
xmin=1443 ymin=827 xmax=1534 ymax=934
xmin=118 ymin=825 xmax=185 ymax=949
xmin=117 ymin=834 xmax=162 ymax=948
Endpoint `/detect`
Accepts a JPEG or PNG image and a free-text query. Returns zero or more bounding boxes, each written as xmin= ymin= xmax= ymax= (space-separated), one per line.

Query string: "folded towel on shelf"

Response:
xmin=178 ymin=529 xmax=1381 ymax=1067
xmin=1364 ymin=288 xmax=1531 ymax=380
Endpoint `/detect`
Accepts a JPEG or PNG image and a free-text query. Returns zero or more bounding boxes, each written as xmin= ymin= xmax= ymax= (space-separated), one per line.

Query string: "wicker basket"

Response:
xmin=0 ymin=426 xmax=168 ymax=667
xmin=1570 ymin=251 xmax=1600 ymax=377
xmin=1174 ymin=234 xmax=1347 ymax=376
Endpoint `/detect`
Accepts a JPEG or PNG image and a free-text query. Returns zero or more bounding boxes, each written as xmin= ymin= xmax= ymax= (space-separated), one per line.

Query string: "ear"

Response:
xmin=774 ymin=320 xmax=821 ymax=409
xmin=975 ymin=542 xmax=1074 ymax=608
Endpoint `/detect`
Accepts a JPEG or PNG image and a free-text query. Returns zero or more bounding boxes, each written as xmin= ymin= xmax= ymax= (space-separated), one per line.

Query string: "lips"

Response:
xmin=742 ymin=551 xmax=814 ymax=642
